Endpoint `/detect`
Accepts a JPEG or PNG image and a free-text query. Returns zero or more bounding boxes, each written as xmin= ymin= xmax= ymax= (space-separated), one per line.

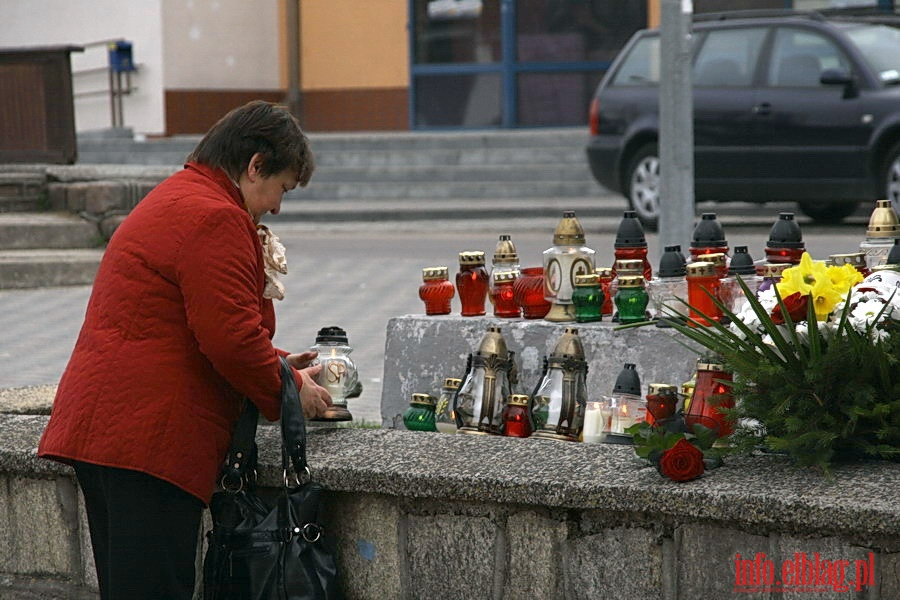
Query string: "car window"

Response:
xmin=693 ymin=27 xmax=766 ymax=87
xmin=844 ymin=23 xmax=900 ymax=85
xmin=610 ymin=36 xmax=661 ymax=86
xmin=766 ymin=28 xmax=850 ymax=88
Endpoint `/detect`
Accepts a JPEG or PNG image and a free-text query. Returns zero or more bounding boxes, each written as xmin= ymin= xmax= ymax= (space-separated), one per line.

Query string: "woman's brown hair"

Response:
xmin=186 ymin=100 xmax=314 ymax=186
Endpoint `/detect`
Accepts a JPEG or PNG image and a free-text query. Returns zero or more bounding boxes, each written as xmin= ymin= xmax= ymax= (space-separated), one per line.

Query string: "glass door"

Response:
xmin=409 ymin=0 xmax=647 ymax=128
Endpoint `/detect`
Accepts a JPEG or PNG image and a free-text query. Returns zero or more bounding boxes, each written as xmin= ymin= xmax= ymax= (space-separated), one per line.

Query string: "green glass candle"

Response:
xmin=403 ymin=393 xmax=438 ymax=432
xmin=614 ymin=275 xmax=649 ymax=324
xmin=572 ymin=272 xmax=604 ymax=322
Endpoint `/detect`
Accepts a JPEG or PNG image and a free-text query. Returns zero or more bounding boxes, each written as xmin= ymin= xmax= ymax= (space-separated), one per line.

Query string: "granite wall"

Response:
xmin=1 ymin=409 xmax=898 ymax=600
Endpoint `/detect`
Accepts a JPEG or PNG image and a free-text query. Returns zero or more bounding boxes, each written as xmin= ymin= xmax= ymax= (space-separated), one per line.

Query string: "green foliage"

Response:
xmin=660 ymin=278 xmax=900 ymax=473
xmin=627 ymin=419 xmax=726 ymax=466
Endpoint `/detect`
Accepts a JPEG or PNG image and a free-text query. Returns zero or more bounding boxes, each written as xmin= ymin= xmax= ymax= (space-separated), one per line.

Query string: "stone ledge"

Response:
xmin=380 ymin=315 xmax=699 ymax=428
xmin=3 ymin=412 xmax=898 ymax=546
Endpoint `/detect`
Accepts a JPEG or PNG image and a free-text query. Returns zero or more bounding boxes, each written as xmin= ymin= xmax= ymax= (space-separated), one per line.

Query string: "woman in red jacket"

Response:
xmin=38 ymin=101 xmax=331 ymax=600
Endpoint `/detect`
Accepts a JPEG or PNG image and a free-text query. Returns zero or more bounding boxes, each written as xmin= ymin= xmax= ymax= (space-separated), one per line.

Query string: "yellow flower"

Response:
xmin=777 ymin=253 xmax=827 ymax=297
xmin=775 ymin=253 xmax=862 ymax=321
xmin=810 ymin=275 xmax=845 ymax=320
xmin=828 ymin=263 xmax=863 ymax=295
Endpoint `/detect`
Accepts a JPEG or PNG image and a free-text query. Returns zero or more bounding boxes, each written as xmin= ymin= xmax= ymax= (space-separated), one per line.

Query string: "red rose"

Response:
xmin=657 ymin=438 xmax=705 ymax=482
xmin=770 ymin=292 xmax=808 ymax=325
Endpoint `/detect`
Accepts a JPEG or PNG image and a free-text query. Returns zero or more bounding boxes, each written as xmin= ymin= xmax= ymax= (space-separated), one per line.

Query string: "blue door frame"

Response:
xmin=407 ymin=0 xmax=613 ymax=130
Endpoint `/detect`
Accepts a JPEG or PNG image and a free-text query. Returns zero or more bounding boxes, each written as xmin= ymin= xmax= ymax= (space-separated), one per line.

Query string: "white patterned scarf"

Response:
xmin=256 ymin=224 xmax=287 ymax=300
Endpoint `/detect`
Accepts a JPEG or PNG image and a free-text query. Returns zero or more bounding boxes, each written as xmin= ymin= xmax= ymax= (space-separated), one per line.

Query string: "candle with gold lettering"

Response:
xmin=310 ymin=326 xmax=357 ymax=421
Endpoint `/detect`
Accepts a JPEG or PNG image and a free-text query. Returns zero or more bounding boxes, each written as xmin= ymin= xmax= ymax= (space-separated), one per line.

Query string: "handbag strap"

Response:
xmin=278 ymin=356 xmax=309 ymax=479
xmin=220 ymin=356 xmax=309 ymax=490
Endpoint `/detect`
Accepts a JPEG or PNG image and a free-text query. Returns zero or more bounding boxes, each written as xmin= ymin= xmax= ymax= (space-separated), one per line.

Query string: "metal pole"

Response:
xmin=285 ymin=0 xmax=303 ymax=121
xmin=658 ymin=0 xmax=695 ymax=261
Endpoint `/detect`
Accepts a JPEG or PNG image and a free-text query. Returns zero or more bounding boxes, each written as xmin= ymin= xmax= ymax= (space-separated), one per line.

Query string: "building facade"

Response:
xmin=0 ymin=0 xmax=889 ymax=136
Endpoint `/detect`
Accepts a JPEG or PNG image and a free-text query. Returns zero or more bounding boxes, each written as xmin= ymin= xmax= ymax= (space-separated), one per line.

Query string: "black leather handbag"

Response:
xmin=203 ymin=357 xmax=340 ymax=600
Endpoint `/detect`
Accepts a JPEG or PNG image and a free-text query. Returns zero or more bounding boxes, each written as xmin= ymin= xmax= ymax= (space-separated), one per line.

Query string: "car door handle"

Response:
xmin=752 ymin=103 xmax=772 ymax=116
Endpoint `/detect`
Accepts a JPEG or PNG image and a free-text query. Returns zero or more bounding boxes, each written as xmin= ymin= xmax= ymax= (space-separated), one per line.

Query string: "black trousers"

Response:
xmin=73 ymin=461 xmax=204 ymax=600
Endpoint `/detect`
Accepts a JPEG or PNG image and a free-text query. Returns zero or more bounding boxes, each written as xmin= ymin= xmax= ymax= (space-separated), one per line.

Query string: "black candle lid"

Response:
xmin=728 ymin=246 xmax=756 ymax=275
xmin=614 ymin=210 xmax=647 ymax=248
xmin=613 ymin=363 xmax=641 ymax=396
xmin=315 ymin=326 xmax=349 ymax=344
xmin=766 ymin=212 xmax=805 ymax=248
xmin=658 ymin=244 xmax=687 ymax=277
xmin=690 ymin=213 xmax=726 ymax=248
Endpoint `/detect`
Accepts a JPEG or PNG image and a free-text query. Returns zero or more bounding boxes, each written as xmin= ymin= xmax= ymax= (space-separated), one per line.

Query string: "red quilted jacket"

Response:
xmin=39 ymin=163 xmax=296 ymax=503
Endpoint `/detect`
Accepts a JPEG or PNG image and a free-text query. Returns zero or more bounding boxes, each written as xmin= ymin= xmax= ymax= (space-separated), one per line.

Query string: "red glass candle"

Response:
xmin=765 ymin=212 xmax=805 ymax=265
xmin=419 ymin=266 xmax=455 ymax=315
xmin=685 ymin=360 xmax=734 ymax=438
xmin=697 ymin=252 xmax=728 ymax=279
xmin=686 ymin=262 xmax=722 ymax=326
xmin=491 ymin=270 xmax=520 ymax=318
xmin=612 ymin=246 xmax=652 ymax=280
xmin=456 ymin=251 xmax=489 ymax=316
xmin=502 ymin=394 xmax=532 ymax=438
xmin=645 ymin=383 xmax=678 ymax=426
xmin=596 ymin=267 xmax=614 ymax=316
xmin=690 ymin=213 xmax=729 ymax=264
xmin=513 ymin=267 xmax=551 ymax=319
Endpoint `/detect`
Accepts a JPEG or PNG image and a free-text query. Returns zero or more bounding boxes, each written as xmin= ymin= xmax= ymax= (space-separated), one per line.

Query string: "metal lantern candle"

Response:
xmin=542 ymin=211 xmax=596 ymax=322
xmin=502 ymin=394 xmax=533 ymax=438
xmin=765 ymin=212 xmax=805 ymax=265
xmin=310 ymin=325 xmax=358 ymax=421
xmin=419 ymin=266 xmax=455 ymax=315
xmin=530 ymin=327 xmax=587 ymax=441
xmin=685 ymin=358 xmax=734 ymax=438
xmin=453 ymin=326 xmax=517 ymax=435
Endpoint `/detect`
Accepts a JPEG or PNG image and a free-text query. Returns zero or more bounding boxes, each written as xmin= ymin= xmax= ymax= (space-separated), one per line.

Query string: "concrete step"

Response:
xmin=0 ymin=248 xmax=103 ymax=289
xmin=0 ymin=212 xmax=100 ymax=250
xmin=309 ymin=163 xmax=593 ymax=183
xmin=288 ymin=180 xmax=603 ymax=201
xmin=0 ymin=172 xmax=46 ymax=213
xmin=271 ymin=196 xmax=615 ymax=224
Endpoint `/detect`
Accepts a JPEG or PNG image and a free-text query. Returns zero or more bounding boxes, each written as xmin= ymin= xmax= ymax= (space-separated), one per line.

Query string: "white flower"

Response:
xmin=850 ymin=299 xmax=888 ymax=327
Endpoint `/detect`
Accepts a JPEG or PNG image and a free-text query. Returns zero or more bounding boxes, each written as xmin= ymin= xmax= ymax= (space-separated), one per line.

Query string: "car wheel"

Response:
xmin=625 ymin=143 xmax=660 ymax=230
xmin=797 ymin=200 xmax=860 ymax=224
xmin=883 ymin=141 xmax=900 ymax=216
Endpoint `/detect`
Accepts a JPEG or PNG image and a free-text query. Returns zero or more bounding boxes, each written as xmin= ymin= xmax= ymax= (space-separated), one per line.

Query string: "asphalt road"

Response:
xmin=0 ymin=207 xmax=876 ymax=423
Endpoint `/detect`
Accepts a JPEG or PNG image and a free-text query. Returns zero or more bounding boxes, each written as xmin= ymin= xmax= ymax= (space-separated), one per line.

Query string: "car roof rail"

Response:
xmin=693 ymin=9 xmax=825 ymax=23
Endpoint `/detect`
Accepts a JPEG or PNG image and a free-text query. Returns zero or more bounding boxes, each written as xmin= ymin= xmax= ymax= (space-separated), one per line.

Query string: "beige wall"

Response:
xmin=1 ymin=0 xmax=166 ymax=134
xmin=161 ymin=0 xmax=282 ymax=90
xmin=301 ymin=0 xmax=409 ymax=90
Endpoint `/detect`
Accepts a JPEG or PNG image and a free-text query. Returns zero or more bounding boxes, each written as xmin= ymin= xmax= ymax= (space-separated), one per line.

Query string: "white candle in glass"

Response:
xmin=582 ymin=401 xmax=608 ymax=444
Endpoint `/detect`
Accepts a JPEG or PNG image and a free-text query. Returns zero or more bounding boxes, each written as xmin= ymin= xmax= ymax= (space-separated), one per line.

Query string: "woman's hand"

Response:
xmin=296 ymin=363 xmax=332 ymax=419
xmin=286 ymin=350 xmax=318 ymax=370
